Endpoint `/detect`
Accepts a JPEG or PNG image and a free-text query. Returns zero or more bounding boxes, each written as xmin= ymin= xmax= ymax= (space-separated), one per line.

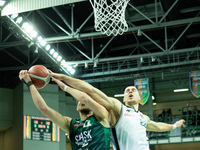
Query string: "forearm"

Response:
xmin=66 ymin=87 xmax=89 ymax=104
xmin=53 ymin=78 xmax=66 ymax=91
xmin=63 ymin=76 xmax=114 ymax=110
xmin=156 ymin=122 xmax=173 ymax=132
xmin=51 ymin=72 xmax=113 ymax=110
xmin=61 ymin=75 xmax=93 ymax=93
xmin=147 ymin=119 xmax=184 ymax=132
xmin=29 ymin=84 xmax=71 ymax=134
xmin=29 ymin=85 xmax=48 ymax=112
xmin=54 ymin=78 xmax=89 ymax=104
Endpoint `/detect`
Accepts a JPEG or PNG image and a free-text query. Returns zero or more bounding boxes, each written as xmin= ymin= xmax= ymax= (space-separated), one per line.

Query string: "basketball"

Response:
xmin=28 ymin=65 xmax=50 ymax=89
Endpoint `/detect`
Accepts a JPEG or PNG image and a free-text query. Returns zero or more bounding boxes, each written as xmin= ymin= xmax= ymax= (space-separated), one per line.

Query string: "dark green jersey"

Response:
xmin=69 ymin=115 xmax=110 ymax=150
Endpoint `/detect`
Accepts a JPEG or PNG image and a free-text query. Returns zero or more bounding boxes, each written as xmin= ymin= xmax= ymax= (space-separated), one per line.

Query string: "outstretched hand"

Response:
xmin=48 ymin=69 xmax=62 ymax=80
xmin=51 ymin=76 xmax=59 ymax=83
xmin=175 ymin=119 xmax=185 ymax=128
xmin=19 ymin=70 xmax=31 ymax=83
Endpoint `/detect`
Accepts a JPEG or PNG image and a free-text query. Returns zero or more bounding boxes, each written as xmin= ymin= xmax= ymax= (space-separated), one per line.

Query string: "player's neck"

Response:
xmin=79 ymin=111 xmax=93 ymax=121
xmin=126 ymin=103 xmax=139 ymax=111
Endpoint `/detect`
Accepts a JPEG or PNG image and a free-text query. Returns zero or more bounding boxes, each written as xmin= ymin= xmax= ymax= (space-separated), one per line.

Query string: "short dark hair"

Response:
xmin=123 ymin=85 xmax=138 ymax=92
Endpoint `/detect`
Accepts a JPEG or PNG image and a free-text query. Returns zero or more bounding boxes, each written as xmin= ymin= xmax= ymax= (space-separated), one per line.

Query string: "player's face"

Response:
xmin=77 ymin=101 xmax=90 ymax=112
xmin=123 ymin=86 xmax=140 ymax=104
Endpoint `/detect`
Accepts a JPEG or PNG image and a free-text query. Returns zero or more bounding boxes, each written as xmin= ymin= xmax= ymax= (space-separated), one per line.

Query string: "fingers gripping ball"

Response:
xmin=28 ymin=65 xmax=50 ymax=89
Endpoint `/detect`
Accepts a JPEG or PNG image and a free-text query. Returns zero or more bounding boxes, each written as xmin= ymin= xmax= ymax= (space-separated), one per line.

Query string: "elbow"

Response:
xmin=80 ymin=81 xmax=94 ymax=93
xmin=89 ymin=85 xmax=96 ymax=93
xmin=80 ymin=94 xmax=90 ymax=105
xmin=37 ymin=102 xmax=48 ymax=113
xmin=39 ymin=106 xmax=48 ymax=113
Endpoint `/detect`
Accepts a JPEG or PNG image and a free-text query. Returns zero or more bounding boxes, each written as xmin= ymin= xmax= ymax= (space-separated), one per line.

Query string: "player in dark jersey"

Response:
xmin=19 ymin=70 xmax=110 ymax=150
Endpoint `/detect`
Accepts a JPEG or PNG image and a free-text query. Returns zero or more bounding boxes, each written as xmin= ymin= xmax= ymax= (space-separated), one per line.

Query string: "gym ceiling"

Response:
xmin=0 ymin=0 xmax=200 ymax=103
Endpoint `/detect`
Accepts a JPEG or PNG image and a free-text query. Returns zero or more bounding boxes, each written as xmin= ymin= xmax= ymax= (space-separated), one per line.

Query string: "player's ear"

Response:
xmin=123 ymin=98 xmax=125 ymax=103
xmin=76 ymin=106 xmax=78 ymax=111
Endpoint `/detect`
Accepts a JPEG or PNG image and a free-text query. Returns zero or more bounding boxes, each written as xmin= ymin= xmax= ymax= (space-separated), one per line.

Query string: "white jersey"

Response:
xmin=111 ymin=104 xmax=149 ymax=150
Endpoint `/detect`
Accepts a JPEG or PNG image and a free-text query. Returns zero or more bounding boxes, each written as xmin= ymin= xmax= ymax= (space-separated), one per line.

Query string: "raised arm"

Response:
xmin=19 ymin=70 xmax=71 ymax=135
xmin=145 ymin=115 xmax=185 ymax=132
xmin=49 ymin=71 xmax=121 ymax=112
xmin=52 ymin=77 xmax=109 ymax=127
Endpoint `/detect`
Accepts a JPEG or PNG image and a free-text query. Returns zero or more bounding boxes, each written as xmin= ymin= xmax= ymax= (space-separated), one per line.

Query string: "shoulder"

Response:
xmin=143 ymin=114 xmax=150 ymax=122
xmin=63 ymin=116 xmax=73 ymax=126
xmin=107 ymin=97 xmax=123 ymax=126
xmin=109 ymin=97 xmax=122 ymax=112
xmin=108 ymin=97 xmax=122 ymax=108
xmin=60 ymin=116 xmax=73 ymax=134
xmin=93 ymin=113 xmax=110 ymax=128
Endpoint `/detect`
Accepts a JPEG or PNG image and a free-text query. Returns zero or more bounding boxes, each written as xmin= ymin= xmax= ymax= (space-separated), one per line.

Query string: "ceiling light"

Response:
xmin=40 ymin=40 xmax=46 ymax=46
xmin=70 ymin=69 xmax=75 ymax=75
xmin=61 ymin=60 xmax=66 ymax=64
xmin=174 ymin=88 xmax=189 ymax=92
xmin=57 ymin=56 xmax=62 ymax=62
xmin=114 ymin=94 xmax=124 ymax=97
xmin=25 ymin=24 xmax=33 ymax=33
xmin=50 ymin=49 xmax=55 ymax=54
xmin=53 ymin=52 xmax=58 ymax=58
xmin=7 ymin=14 xmax=72 ymax=77
xmin=37 ymin=36 xmax=42 ymax=41
xmin=45 ymin=45 xmax=51 ymax=51
xmin=152 ymin=96 xmax=155 ymax=100
xmin=61 ymin=60 xmax=68 ymax=67
xmin=22 ymin=22 xmax=33 ymax=33
xmin=153 ymin=103 xmax=157 ymax=106
xmin=37 ymin=36 xmax=46 ymax=46
xmin=30 ymin=30 xmax=38 ymax=38
xmin=67 ymin=66 xmax=72 ymax=71
xmin=22 ymin=22 xmax=29 ymax=29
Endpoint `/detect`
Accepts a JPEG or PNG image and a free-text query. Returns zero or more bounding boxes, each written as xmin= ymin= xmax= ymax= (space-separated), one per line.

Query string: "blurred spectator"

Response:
xmin=192 ymin=106 xmax=198 ymax=116
xmin=167 ymin=108 xmax=172 ymax=123
xmin=162 ymin=109 xmax=166 ymax=117
xmin=186 ymin=129 xmax=191 ymax=136
xmin=162 ymin=109 xmax=167 ymax=121
xmin=158 ymin=109 xmax=166 ymax=121
xmin=191 ymin=129 xmax=196 ymax=136
xmin=187 ymin=102 xmax=192 ymax=114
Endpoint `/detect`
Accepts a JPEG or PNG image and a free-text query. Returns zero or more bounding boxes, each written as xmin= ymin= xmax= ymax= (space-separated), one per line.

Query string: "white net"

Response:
xmin=89 ymin=0 xmax=130 ymax=36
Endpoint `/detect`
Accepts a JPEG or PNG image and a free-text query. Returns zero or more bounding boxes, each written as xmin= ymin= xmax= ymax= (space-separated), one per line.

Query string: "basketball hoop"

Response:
xmin=89 ymin=0 xmax=130 ymax=36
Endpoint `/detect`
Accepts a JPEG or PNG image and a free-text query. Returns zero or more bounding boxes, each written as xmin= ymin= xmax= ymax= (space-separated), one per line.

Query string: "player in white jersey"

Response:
xmin=111 ymin=104 xmax=149 ymax=150
xmin=49 ymin=71 xmax=185 ymax=150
